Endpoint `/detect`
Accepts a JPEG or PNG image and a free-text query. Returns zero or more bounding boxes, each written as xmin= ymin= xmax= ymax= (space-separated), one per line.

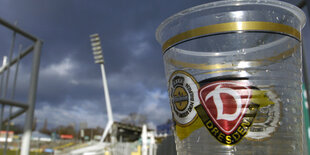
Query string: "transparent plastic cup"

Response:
xmin=156 ymin=0 xmax=306 ymax=154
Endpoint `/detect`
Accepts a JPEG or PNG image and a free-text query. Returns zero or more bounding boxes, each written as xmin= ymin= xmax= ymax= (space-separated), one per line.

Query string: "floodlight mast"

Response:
xmin=89 ymin=34 xmax=114 ymax=143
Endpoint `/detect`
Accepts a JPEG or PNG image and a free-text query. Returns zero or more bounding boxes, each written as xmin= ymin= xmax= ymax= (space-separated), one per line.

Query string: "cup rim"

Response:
xmin=156 ymin=0 xmax=306 ymax=46
xmin=168 ymin=36 xmax=293 ymax=57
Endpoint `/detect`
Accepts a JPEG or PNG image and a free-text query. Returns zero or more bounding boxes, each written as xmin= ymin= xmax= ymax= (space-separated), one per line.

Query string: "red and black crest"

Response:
xmin=195 ymin=78 xmax=258 ymax=145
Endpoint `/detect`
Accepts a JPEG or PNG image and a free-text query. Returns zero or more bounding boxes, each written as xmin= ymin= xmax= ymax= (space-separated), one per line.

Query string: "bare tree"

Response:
xmin=52 ymin=124 xmax=76 ymax=137
xmin=120 ymin=112 xmax=148 ymax=126
xmin=39 ymin=118 xmax=51 ymax=135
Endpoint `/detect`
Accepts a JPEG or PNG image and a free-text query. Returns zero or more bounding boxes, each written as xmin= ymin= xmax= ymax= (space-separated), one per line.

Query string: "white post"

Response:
xmin=100 ymin=120 xmax=113 ymax=143
xmin=0 ymin=56 xmax=7 ymax=131
xmin=99 ymin=63 xmax=114 ymax=143
xmin=90 ymin=34 xmax=114 ymax=143
xmin=149 ymin=131 xmax=155 ymax=155
xmin=100 ymin=64 xmax=113 ymax=123
xmin=21 ymin=40 xmax=42 ymax=155
xmin=142 ymin=124 xmax=148 ymax=155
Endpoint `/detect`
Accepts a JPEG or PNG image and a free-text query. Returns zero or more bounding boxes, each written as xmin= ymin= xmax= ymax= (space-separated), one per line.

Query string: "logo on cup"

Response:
xmin=245 ymin=89 xmax=281 ymax=141
xmin=169 ymin=71 xmax=200 ymax=126
xmin=195 ymin=80 xmax=258 ymax=145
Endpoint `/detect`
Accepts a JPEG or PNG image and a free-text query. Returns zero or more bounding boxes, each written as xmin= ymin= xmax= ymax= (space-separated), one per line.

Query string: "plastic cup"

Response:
xmin=156 ymin=0 xmax=306 ymax=154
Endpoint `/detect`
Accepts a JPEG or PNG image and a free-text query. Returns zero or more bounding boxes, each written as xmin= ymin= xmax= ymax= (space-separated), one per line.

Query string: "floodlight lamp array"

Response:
xmin=90 ymin=33 xmax=104 ymax=64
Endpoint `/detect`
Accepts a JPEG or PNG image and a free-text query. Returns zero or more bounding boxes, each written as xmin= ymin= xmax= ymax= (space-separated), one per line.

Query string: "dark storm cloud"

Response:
xmin=0 ymin=0 xmax=212 ymax=128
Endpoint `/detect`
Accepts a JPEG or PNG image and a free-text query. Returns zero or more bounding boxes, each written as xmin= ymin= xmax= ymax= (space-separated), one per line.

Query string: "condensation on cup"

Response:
xmin=156 ymin=0 xmax=307 ymax=154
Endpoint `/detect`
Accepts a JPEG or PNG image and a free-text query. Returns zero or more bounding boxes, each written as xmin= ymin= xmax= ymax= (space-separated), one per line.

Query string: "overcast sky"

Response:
xmin=0 ymin=0 xmax=308 ymax=130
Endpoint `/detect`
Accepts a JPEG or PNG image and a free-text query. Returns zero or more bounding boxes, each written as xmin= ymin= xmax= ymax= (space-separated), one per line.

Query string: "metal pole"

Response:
xmin=100 ymin=64 xmax=113 ymax=123
xmin=142 ymin=124 xmax=147 ymax=155
xmin=149 ymin=132 xmax=155 ymax=155
xmin=3 ymin=108 xmax=12 ymax=153
xmin=100 ymin=121 xmax=113 ymax=143
xmin=0 ymin=99 xmax=28 ymax=109
xmin=99 ymin=64 xmax=114 ymax=143
xmin=90 ymin=34 xmax=114 ymax=144
xmin=4 ymin=45 xmax=22 ymax=154
xmin=0 ymin=30 xmax=15 ymax=137
xmin=21 ymin=40 xmax=42 ymax=155
xmin=0 ymin=57 xmax=7 ymax=131
xmin=0 ymin=45 xmax=34 ymax=74
xmin=3 ymin=23 xmax=17 ymax=98
xmin=3 ymin=108 xmax=27 ymax=124
xmin=0 ymin=17 xmax=37 ymax=41
xmin=303 ymin=44 xmax=310 ymax=105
